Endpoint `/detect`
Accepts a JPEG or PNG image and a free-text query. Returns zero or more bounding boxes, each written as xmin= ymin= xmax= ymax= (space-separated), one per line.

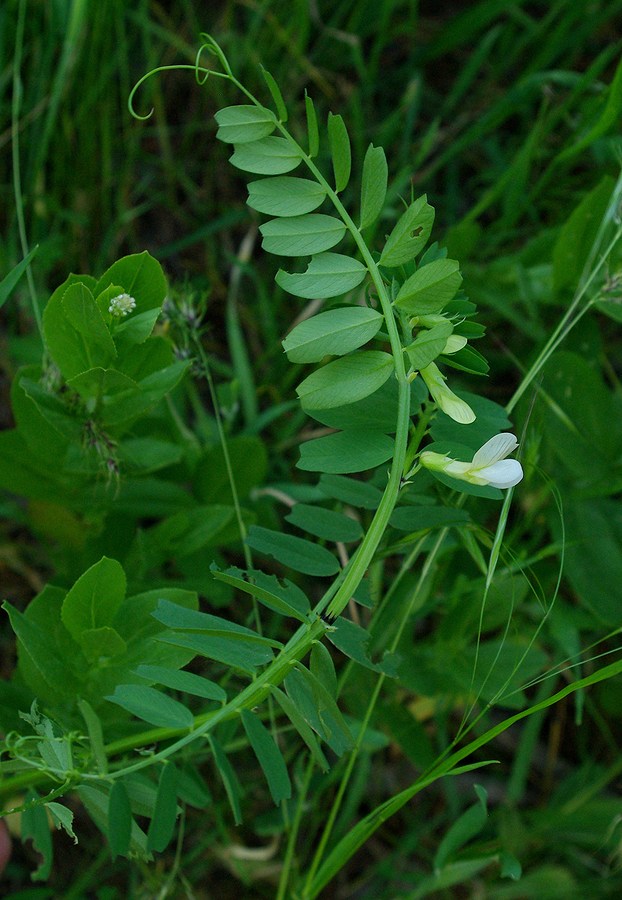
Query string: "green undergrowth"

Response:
xmin=1 ymin=2 xmax=622 ymax=897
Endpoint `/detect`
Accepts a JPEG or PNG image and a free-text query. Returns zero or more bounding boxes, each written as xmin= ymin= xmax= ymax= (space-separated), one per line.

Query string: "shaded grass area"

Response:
xmin=2 ymin=0 xmax=622 ymax=896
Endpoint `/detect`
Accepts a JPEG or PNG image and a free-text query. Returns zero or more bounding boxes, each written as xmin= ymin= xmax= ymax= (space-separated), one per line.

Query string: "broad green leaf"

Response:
xmin=114 ymin=307 xmax=161 ymax=347
xmin=61 ymin=556 xmax=126 ymax=643
xmin=100 ymin=360 xmax=190 ymax=427
xmin=147 ymin=763 xmax=179 ymax=853
xmin=156 ymin=632 xmax=274 ymax=673
xmin=261 ymin=67 xmax=288 ymax=121
xmin=241 ymin=709 xmax=292 ymax=804
xmin=298 ymin=428 xmax=395 ymax=474
xmin=230 ymin=136 xmax=303 ymax=175
xmin=0 ymin=246 xmax=37 ymax=309
xmin=42 ymin=289 xmax=97 ymax=380
xmin=405 ymin=321 xmax=454 ymax=370
xmin=296 ymin=350 xmax=393 ymax=409
xmin=359 ymin=144 xmax=388 ymax=229
xmin=319 ymin=473 xmax=383 ymax=509
xmin=94 ymin=252 xmax=167 ymax=313
xmin=62 ymin=282 xmax=116 ymax=358
xmin=271 ymin=685 xmax=329 ymax=771
xmin=80 ymin=626 xmax=127 ymax=662
xmin=245 ymin=525 xmax=339 ymax=576
xmin=247 ymin=176 xmax=326 ymax=217
xmin=379 ymin=195 xmax=435 ymax=267
xmin=285 ymin=503 xmax=363 ymax=542
xmin=276 ymin=252 xmax=366 ymax=300
xmin=260 ymin=214 xmax=346 ymax=256
xmin=282 ymin=307 xmax=384 ymax=363
xmin=134 ymin=664 xmax=227 ymax=703
xmin=66 ymin=367 xmax=138 ymax=402
xmin=214 ymin=104 xmax=276 ymax=143
xmin=210 ymin=564 xmax=310 ymax=623
xmin=328 ymin=112 xmax=351 ymax=192
xmin=394 ymin=259 xmax=462 ymax=315
xmin=105 ymin=684 xmax=194 ymax=729
xmin=305 ymin=91 xmax=319 ymax=157
xmin=108 ymin=781 xmax=132 ymax=859
xmin=208 ymin=736 xmax=242 ymax=825
xmin=5 ymin=590 xmax=81 ymax=703
xmin=284 ymin=666 xmax=353 ymax=754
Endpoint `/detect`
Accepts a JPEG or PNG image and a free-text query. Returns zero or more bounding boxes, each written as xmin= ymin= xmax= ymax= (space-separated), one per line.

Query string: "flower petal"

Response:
xmin=472 ymin=433 xmax=518 ymax=467
xmin=475 ymin=459 xmax=523 ymax=489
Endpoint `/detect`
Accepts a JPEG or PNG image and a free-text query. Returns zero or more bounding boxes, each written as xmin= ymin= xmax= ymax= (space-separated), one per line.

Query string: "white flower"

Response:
xmin=420 ymin=362 xmax=475 ymax=424
xmin=420 ymin=433 xmax=523 ymax=489
xmin=108 ymin=293 xmax=136 ymax=317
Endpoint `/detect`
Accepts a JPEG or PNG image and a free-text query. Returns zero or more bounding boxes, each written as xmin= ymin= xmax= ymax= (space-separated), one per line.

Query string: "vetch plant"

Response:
xmin=2 ymin=32 xmax=622 ymax=898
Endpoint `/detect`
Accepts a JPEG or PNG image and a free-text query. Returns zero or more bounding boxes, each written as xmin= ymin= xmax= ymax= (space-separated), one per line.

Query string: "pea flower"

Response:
xmin=420 ymin=362 xmax=475 ymax=425
xmin=108 ymin=293 xmax=136 ymax=317
xmin=420 ymin=433 xmax=523 ymax=489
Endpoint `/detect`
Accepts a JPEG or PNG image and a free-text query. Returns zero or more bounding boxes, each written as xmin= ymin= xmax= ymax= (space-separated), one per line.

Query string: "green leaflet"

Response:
xmin=360 ymin=144 xmax=388 ymax=229
xmin=151 ymin=598 xmax=279 ymax=644
xmin=61 ymin=556 xmax=126 ymax=644
xmin=214 ymin=104 xmax=276 ymax=143
xmin=284 ymin=666 xmax=353 ymax=755
xmin=319 ymin=474 xmax=383 ymax=509
xmin=247 ymin=177 xmax=326 ymax=217
xmin=147 ymin=763 xmax=179 ymax=853
xmin=379 ymin=195 xmax=435 ymax=267
xmin=134 ymin=664 xmax=227 ymax=703
xmin=271 ymin=685 xmax=329 ymax=771
xmin=305 ymin=91 xmax=320 ymax=157
xmin=297 ymin=429 xmax=395 ymax=474
xmin=157 ymin=631 xmax=274 ymax=673
xmin=245 ymin=525 xmax=340 ymax=576
xmin=105 ymin=684 xmax=194 ymax=729
xmin=327 ymin=617 xmax=399 ymax=677
xmin=261 ymin=67 xmax=288 ymax=122
xmin=230 ymin=136 xmax=303 ymax=174
xmin=241 ymin=709 xmax=292 ymax=804
xmin=405 ymin=321 xmax=454 ymax=371
xmin=442 ymin=344 xmax=489 ymax=375
xmin=282 ymin=307 xmax=384 ymax=363
xmin=210 ymin=564 xmax=310 ymax=623
xmin=285 ymin=502 xmax=363 ymax=543
xmin=296 ymin=351 xmax=394 ymax=409
xmin=276 ymin=252 xmax=367 ymax=300
xmin=260 ymin=214 xmax=346 ymax=256
xmin=394 ymin=259 xmax=462 ymax=315
xmin=108 ymin=781 xmax=132 ymax=859
xmin=208 ymin=735 xmax=242 ymax=825
xmin=328 ymin=112 xmax=351 ymax=192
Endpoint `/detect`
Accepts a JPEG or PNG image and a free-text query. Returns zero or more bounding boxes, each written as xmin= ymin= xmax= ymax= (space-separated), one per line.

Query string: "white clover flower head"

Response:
xmin=420 ymin=362 xmax=476 ymax=425
xmin=108 ymin=293 xmax=136 ymax=317
xmin=420 ymin=433 xmax=523 ymax=489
